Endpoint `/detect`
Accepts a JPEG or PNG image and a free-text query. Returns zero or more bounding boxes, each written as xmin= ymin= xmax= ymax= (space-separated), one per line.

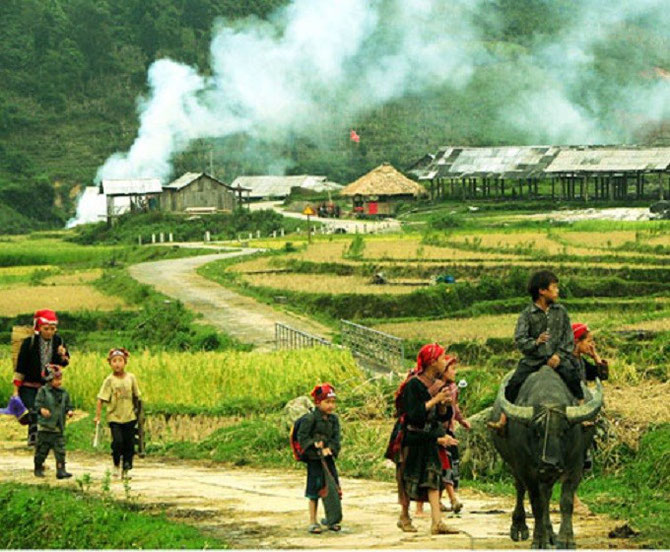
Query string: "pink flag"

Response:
xmin=350 ymin=129 xmax=360 ymax=143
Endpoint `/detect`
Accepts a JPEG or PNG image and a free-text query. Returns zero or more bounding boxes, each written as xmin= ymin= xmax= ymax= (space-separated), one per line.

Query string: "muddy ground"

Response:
xmin=0 ymin=429 xmax=634 ymax=550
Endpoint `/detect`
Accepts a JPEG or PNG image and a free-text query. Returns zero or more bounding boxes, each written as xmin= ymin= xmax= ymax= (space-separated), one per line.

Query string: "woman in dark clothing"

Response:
xmin=386 ymin=343 xmax=458 ymax=535
xmin=12 ymin=309 xmax=70 ymax=446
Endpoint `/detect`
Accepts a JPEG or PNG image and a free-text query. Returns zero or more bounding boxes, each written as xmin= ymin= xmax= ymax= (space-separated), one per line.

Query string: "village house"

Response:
xmin=160 ymin=172 xmax=247 ymax=213
xmin=340 ymin=163 xmax=426 ymax=216
xmin=230 ymin=175 xmax=342 ymax=200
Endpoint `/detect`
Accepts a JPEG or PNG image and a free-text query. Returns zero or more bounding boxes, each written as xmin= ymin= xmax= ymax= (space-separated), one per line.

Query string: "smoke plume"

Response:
xmin=94 ymin=0 xmax=669 ymax=182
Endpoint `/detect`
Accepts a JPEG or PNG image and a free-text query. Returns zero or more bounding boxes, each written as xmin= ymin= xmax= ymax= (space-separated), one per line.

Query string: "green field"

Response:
xmin=0 ymin=217 xmax=668 ymax=547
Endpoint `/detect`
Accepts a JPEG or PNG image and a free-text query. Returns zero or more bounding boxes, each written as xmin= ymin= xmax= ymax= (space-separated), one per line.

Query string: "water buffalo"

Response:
xmin=489 ymin=365 xmax=603 ymax=549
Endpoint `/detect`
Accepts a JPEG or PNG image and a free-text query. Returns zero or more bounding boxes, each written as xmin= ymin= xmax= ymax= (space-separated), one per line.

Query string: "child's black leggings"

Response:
xmin=109 ymin=420 xmax=136 ymax=470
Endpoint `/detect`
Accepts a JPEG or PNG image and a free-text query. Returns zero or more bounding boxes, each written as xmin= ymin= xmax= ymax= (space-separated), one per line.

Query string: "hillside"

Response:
xmin=1 ymin=0 xmax=669 ymax=233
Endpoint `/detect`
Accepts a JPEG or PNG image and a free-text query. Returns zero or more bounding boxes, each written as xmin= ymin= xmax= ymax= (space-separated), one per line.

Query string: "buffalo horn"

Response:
xmin=498 ymin=371 xmax=533 ymax=422
xmin=566 ymin=379 xmax=603 ymax=423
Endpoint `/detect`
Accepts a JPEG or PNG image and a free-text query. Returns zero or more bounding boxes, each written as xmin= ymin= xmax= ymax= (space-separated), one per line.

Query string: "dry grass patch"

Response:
xmin=374 ymin=310 xmax=628 ymax=342
xmin=44 ymin=269 xmax=103 ymax=285
xmin=145 ymin=414 xmax=240 ymax=444
xmin=559 ymin=231 xmax=637 ymax=249
xmin=241 ymin=273 xmax=424 ymax=294
xmin=448 ymin=231 xmax=654 ymax=259
xmin=0 ymin=265 xmax=51 ymax=276
xmin=0 ymin=284 xmax=126 ymax=316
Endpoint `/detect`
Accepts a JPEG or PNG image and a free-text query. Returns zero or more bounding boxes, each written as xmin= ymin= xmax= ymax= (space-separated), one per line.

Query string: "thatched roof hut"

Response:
xmin=340 ymin=163 xmax=426 ymax=198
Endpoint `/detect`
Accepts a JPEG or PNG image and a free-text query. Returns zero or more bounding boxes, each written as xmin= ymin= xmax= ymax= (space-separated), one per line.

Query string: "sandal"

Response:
xmin=452 ymin=500 xmax=463 ymax=514
xmin=397 ymin=516 xmax=418 ymax=533
xmin=431 ymin=521 xmax=459 ymax=535
xmin=308 ymin=523 xmax=322 ymax=534
xmin=440 ymin=501 xmax=450 ymax=512
xmin=320 ymin=519 xmax=342 ymax=531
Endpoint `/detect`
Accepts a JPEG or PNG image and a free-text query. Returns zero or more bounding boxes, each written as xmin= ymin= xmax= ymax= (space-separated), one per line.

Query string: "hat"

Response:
xmin=572 ymin=323 xmax=589 ymax=343
xmin=33 ymin=309 xmax=58 ymax=334
xmin=107 ymin=347 xmax=130 ymax=362
xmin=310 ymin=383 xmax=336 ymax=404
xmin=42 ymin=365 xmax=62 ymax=382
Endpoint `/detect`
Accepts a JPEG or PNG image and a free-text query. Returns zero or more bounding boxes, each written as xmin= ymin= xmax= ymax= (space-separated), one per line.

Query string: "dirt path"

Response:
xmin=250 ymin=200 xmax=402 ymax=234
xmin=128 ymin=250 xmax=332 ymax=351
xmin=0 ymin=437 xmax=632 ymax=550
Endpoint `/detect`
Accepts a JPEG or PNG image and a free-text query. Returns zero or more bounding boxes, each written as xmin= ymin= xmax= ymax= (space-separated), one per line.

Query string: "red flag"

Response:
xmin=349 ymin=129 xmax=360 ymax=143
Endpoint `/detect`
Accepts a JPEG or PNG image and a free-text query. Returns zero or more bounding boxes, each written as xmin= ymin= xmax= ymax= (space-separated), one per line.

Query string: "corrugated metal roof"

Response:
xmin=340 ymin=163 xmax=426 ymax=197
xmin=163 ymin=172 xmax=235 ymax=191
xmin=101 ymin=179 xmax=162 ymax=195
xmin=545 ymin=147 xmax=670 ymax=173
xmin=420 ymin=146 xmax=560 ymax=179
xmin=163 ymin=172 xmax=204 ymax=190
xmin=229 ymin=175 xmax=340 ymax=198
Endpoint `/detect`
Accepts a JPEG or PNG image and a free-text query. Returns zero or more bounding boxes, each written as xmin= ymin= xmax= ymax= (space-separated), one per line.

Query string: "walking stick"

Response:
xmin=93 ymin=421 xmax=100 ymax=448
xmin=318 ymin=450 xmax=342 ymax=526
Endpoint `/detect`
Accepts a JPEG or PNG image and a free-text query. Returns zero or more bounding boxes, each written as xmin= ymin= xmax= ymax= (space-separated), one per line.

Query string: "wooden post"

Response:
xmin=659 ymin=172 xmax=664 ymax=200
xmin=551 ymin=177 xmax=555 ymax=200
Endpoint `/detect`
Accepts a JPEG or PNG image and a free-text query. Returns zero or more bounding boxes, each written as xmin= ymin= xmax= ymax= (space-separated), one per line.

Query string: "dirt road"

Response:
xmin=129 ymin=250 xmax=332 ymax=351
xmin=0 ymin=435 xmax=631 ymax=550
xmin=250 ymin=200 xmax=402 ymax=234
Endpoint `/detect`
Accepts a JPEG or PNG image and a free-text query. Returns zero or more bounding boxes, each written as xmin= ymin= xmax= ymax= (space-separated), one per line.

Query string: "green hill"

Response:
xmin=1 ymin=0 xmax=668 ymax=233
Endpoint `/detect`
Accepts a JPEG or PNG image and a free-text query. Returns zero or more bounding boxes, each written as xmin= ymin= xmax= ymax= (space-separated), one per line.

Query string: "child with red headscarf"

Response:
xmin=385 ymin=343 xmax=458 ymax=535
xmin=13 ymin=309 xmax=70 ymax=447
xmin=297 ymin=382 xmax=341 ymax=534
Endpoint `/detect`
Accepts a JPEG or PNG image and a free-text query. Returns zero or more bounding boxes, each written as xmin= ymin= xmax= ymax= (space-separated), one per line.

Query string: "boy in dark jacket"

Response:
xmin=34 ymin=366 xmax=74 ymax=479
xmin=13 ymin=309 xmax=70 ymax=446
xmin=297 ymin=383 xmax=341 ymax=534
xmin=489 ymin=270 xmax=583 ymax=431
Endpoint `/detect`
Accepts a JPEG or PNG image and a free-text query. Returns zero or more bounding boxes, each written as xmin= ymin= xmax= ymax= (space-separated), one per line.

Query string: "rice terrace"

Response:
xmin=1 ymin=0 xmax=670 ymax=550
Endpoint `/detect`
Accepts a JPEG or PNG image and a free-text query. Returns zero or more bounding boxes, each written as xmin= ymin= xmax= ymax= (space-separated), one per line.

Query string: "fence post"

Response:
xmin=280 ymin=228 xmax=285 ymax=237
xmin=205 ymin=231 xmax=211 ymax=242
xmin=169 ymin=232 xmax=173 ymax=243
xmin=159 ymin=232 xmax=164 ymax=243
xmin=272 ymin=230 xmax=277 ymax=238
xmin=138 ymin=235 xmax=142 ymax=246
xmin=151 ymin=233 xmax=156 ymax=244
xmin=256 ymin=230 xmax=261 ymax=238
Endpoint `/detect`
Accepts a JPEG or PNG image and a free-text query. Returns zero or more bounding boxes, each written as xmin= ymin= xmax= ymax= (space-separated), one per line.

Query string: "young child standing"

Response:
xmin=489 ymin=270 xmax=583 ymax=430
xmin=94 ymin=348 xmax=141 ymax=479
xmin=34 ymin=366 xmax=74 ymax=479
xmin=13 ymin=309 xmax=70 ymax=447
xmin=297 ymin=383 xmax=341 ymax=534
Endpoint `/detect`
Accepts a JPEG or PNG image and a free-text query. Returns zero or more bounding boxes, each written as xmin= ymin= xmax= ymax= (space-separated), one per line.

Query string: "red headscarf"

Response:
xmin=310 ymin=383 xmax=336 ymax=404
xmin=33 ymin=309 xmax=58 ymax=334
xmin=572 ymin=323 xmax=589 ymax=343
xmin=394 ymin=343 xmax=445 ymax=417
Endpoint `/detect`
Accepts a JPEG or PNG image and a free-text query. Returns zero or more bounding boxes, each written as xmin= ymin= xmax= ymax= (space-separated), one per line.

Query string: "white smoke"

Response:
xmin=66 ymin=187 xmax=107 ymax=228
xmin=503 ymin=0 xmax=670 ymax=143
xmin=95 ymin=0 xmax=484 ymax=184
xmin=90 ymin=0 xmax=670 ymax=192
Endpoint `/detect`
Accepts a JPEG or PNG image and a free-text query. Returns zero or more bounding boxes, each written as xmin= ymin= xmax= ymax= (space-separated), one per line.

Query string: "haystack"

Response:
xmin=340 ymin=163 xmax=426 ymax=198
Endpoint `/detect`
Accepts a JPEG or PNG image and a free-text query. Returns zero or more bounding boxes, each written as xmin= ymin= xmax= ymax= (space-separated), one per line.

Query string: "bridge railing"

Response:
xmin=275 ymin=323 xmax=333 ymax=350
xmin=340 ymin=319 xmax=405 ymax=370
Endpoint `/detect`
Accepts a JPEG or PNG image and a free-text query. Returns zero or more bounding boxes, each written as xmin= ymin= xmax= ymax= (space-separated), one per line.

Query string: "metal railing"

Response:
xmin=340 ymin=319 xmax=404 ymax=369
xmin=275 ymin=323 xmax=332 ymax=350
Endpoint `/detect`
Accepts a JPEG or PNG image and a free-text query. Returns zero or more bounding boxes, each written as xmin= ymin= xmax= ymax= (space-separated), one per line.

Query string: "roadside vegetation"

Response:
xmin=0 ymin=482 xmax=226 ymax=549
